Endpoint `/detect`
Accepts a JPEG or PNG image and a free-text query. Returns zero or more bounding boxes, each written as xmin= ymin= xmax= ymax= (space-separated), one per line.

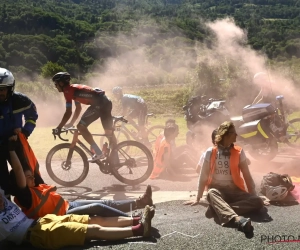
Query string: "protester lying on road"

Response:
xmin=8 ymin=138 xmax=153 ymax=219
xmin=0 ymin=185 xmax=155 ymax=249
xmin=184 ymin=121 xmax=264 ymax=235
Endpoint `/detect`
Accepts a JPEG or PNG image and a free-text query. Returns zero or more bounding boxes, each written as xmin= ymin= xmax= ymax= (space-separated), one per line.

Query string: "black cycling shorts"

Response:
xmin=79 ymin=95 xmax=113 ymax=130
xmin=129 ymin=104 xmax=148 ymax=126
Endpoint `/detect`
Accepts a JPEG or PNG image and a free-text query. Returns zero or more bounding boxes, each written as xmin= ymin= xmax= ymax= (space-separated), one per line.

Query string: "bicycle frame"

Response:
xmin=116 ymin=113 xmax=156 ymax=141
xmin=54 ymin=116 xmax=128 ymax=166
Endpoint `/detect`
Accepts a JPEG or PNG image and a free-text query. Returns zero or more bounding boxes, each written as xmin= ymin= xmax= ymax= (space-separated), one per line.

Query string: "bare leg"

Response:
xmin=85 ymin=224 xmax=134 ymax=241
xmin=77 ymin=124 xmax=96 ymax=145
xmin=89 ymin=216 xmax=133 ymax=227
xmin=105 ymin=129 xmax=117 ymax=147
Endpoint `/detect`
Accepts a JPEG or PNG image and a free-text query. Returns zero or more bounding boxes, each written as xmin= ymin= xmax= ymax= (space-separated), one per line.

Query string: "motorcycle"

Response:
xmin=184 ymin=95 xmax=300 ymax=162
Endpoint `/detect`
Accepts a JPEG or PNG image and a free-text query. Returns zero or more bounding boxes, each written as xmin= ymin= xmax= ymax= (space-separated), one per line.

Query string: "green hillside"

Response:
xmin=1 ymin=0 xmax=300 ymax=114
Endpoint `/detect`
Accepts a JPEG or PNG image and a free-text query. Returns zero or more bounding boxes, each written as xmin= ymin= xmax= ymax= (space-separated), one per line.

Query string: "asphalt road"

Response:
xmin=3 ymin=148 xmax=300 ymax=250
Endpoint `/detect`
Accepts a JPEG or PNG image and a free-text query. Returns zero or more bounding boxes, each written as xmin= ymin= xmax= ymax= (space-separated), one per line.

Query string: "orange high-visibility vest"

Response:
xmin=206 ymin=146 xmax=247 ymax=192
xmin=18 ymin=132 xmax=41 ymax=176
xmin=154 ymin=133 xmax=164 ymax=155
xmin=150 ymin=138 xmax=171 ymax=179
xmin=14 ymin=184 xmax=69 ymax=219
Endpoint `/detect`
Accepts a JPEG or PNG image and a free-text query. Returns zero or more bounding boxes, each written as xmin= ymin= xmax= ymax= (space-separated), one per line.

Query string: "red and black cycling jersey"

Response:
xmin=63 ymin=84 xmax=105 ymax=107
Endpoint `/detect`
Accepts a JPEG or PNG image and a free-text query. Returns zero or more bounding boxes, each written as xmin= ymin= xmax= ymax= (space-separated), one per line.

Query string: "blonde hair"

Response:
xmin=214 ymin=121 xmax=235 ymax=146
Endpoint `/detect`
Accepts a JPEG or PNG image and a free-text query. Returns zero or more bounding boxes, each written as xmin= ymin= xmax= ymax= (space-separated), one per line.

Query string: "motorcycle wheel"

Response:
xmin=285 ymin=118 xmax=300 ymax=148
xmin=248 ymin=138 xmax=278 ymax=162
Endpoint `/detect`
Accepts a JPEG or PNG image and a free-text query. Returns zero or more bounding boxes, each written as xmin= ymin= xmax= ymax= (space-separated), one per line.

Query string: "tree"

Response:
xmin=41 ymin=61 xmax=66 ymax=78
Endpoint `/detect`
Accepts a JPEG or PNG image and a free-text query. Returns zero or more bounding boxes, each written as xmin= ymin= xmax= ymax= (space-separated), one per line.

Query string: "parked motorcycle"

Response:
xmin=184 ymin=95 xmax=300 ymax=161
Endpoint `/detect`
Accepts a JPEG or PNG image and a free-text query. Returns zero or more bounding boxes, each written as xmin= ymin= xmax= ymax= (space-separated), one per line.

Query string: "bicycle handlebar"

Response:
xmin=52 ymin=129 xmax=69 ymax=142
xmin=51 ymin=117 xmax=129 ymax=142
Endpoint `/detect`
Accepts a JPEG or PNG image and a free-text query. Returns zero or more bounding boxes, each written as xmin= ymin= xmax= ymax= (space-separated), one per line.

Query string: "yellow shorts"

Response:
xmin=29 ymin=214 xmax=89 ymax=249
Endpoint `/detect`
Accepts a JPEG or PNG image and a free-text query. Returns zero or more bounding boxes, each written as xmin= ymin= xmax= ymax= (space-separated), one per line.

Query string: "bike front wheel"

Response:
xmin=45 ymin=143 xmax=89 ymax=187
xmin=109 ymin=140 xmax=154 ymax=185
xmin=147 ymin=125 xmax=165 ymax=145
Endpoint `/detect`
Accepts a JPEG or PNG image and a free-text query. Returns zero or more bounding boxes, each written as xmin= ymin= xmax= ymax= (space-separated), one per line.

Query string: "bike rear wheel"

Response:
xmin=100 ymin=129 xmax=130 ymax=148
xmin=109 ymin=140 xmax=153 ymax=185
xmin=46 ymin=143 xmax=89 ymax=187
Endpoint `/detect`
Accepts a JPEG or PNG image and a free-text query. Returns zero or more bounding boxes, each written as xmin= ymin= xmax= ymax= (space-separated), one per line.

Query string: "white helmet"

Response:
xmin=265 ymin=185 xmax=288 ymax=201
xmin=253 ymin=72 xmax=270 ymax=86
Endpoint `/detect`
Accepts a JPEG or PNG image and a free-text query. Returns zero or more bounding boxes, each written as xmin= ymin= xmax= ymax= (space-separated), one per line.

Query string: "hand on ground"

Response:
xmin=183 ymin=200 xmax=199 ymax=206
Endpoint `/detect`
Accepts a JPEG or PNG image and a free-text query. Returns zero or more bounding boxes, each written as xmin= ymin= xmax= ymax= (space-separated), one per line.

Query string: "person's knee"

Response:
xmin=77 ymin=123 xmax=86 ymax=131
xmin=251 ymin=196 xmax=264 ymax=210
xmin=86 ymin=224 xmax=102 ymax=239
xmin=207 ymin=188 xmax=220 ymax=201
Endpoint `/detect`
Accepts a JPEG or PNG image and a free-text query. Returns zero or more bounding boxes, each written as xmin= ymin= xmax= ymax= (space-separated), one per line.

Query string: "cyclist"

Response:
xmin=112 ymin=86 xmax=148 ymax=143
xmin=0 ymin=67 xmax=41 ymax=199
xmin=52 ymin=72 xmax=116 ymax=162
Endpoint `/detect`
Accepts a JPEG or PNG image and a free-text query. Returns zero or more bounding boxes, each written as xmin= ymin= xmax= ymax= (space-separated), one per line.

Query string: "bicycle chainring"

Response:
xmin=97 ymin=160 xmax=112 ymax=174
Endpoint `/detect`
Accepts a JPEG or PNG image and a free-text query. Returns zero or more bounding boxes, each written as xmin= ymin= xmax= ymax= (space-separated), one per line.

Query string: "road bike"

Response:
xmin=100 ymin=113 xmax=164 ymax=150
xmin=46 ymin=116 xmax=154 ymax=187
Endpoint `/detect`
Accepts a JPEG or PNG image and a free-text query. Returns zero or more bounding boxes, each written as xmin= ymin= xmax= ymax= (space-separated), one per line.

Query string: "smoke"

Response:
xmin=205 ymin=17 xmax=299 ymax=112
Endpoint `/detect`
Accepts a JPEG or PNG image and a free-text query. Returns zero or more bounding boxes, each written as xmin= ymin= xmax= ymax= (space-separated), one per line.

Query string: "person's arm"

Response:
xmin=58 ymin=106 xmax=73 ymax=129
xmin=196 ymin=160 xmax=210 ymax=201
xmin=66 ymin=101 xmax=82 ymax=127
xmin=8 ymin=138 xmax=33 ymax=209
xmin=240 ymin=161 xmax=256 ymax=195
xmin=183 ymin=152 xmax=210 ymax=206
xmin=9 ymin=140 xmax=26 ymax=189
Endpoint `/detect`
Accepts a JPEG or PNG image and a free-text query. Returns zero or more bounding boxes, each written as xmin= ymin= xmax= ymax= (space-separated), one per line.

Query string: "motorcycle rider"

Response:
xmin=0 ymin=68 xmax=41 ymax=199
xmin=252 ymin=72 xmax=274 ymax=105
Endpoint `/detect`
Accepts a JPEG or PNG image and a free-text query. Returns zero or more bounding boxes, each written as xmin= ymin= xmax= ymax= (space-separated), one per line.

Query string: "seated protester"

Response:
xmin=8 ymin=138 xmax=153 ymax=220
xmin=196 ymin=129 xmax=251 ymax=174
xmin=0 ymin=191 xmax=155 ymax=250
xmin=150 ymin=124 xmax=177 ymax=179
xmin=184 ymin=121 xmax=264 ymax=235
xmin=154 ymin=119 xmax=176 ymax=155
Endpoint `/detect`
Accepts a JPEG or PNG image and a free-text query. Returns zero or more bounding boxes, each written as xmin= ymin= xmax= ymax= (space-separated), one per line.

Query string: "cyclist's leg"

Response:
xmin=77 ymin=105 xmax=103 ymax=157
xmin=100 ymin=96 xmax=117 ymax=147
xmin=138 ymin=104 xmax=148 ymax=141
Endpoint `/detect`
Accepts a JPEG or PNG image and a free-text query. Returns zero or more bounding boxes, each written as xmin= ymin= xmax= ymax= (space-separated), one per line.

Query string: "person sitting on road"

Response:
xmin=8 ymin=137 xmax=153 ymax=220
xmin=154 ymin=119 xmax=176 ymax=155
xmin=153 ymin=121 xmax=198 ymax=177
xmin=184 ymin=121 xmax=264 ymax=235
xmin=150 ymin=124 xmax=177 ymax=179
xmin=196 ymin=129 xmax=251 ymax=174
xmin=112 ymin=86 xmax=148 ymax=143
xmin=52 ymin=72 xmax=117 ymax=162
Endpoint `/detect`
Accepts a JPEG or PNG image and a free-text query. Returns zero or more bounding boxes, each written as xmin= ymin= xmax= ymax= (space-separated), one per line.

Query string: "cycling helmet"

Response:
xmin=265 ymin=185 xmax=288 ymax=201
xmin=253 ymin=72 xmax=269 ymax=86
xmin=0 ymin=68 xmax=15 ymax=98
xmin=52 ymin=72 xmax=71 ymax=84
xmin=112 ymin=86 xmax=123 ymax=95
